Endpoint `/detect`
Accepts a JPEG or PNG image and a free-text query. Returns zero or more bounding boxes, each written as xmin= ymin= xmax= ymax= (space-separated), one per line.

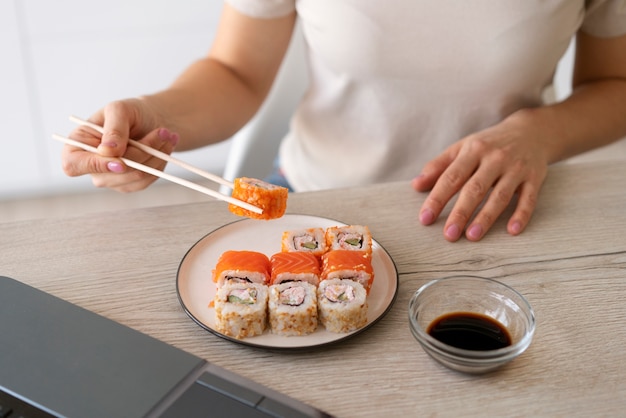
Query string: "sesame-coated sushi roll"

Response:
xmin=212 ymin=250 xmax=271 ymax=288
xmin=325 ymin=225 xmax=372 ymax=254
xmin=214 ymin=282 xmax=268 ymax=339
xmin=281 ymin=227 xmax=327 ymax=257
xmin=270 ymin=252 xmax=321 ymax=286
xmin=269 ymin=281 xmax=318 ymax=336
xmin=321 ymin=250 xmax=375 ymax=294
xmin=229 ymin=177 xmax=288 ymax=220
xmin=317 ymin=278 xmax=367 ymax=333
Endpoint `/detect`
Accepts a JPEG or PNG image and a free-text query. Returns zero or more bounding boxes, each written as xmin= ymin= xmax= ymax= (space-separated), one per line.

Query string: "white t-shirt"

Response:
xmin=226 ymin=0 xmax=626 ymax=191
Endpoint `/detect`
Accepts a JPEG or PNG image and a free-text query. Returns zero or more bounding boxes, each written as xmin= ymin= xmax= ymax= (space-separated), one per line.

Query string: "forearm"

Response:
xmin=141 ymin=57 xmax=265 ymax=151
xmin=519 ymin=78 xmax=626 ymax=164
xmin=138 ymin=5 xmax=296 ymax=152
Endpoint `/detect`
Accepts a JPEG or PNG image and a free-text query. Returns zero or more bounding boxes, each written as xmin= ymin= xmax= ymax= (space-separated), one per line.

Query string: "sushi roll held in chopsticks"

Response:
xmin=228 ymin=177 xmax=288 ymax=220
xmin=215 ymin=282 xmax=268 ymax=339
xmin=325 ymin=225 xmax=372 ymax=254
xmin=269 ymin=281 xmax=318 ymax=336
xmin=281 ymin=227 xmax=327 ymax=257
xmin=321 ymin=250 xmax=375 ymax=294
xmin=317 ymin=278 xmax=367 ymax=333
xmin=270 ymin=252 xmax=321 ymax=286
xmin=212 ymin=250 xmax=271 ymax=288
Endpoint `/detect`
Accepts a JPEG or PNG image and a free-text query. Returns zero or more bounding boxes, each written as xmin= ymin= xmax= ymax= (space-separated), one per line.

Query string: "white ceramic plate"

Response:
xmin=176 ymin=214 xmax=399 ymax=349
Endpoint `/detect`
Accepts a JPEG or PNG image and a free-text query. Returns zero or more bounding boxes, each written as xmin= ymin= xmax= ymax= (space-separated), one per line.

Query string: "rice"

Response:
xmin=214 ymin=282 xmax=268 ymax=339
xmin=317 ymin=278 xmax=367 ymax=333
xmin=268 ymin=282 xmax=318 ymax=336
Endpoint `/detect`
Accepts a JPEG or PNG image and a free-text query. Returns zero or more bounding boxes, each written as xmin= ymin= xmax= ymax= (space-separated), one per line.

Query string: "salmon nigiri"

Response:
xmin=212 ymin=250 xmax=271 ymax=288
xmin=320 ymin=250 xmax=374 ymax=294
xmin=270 ymin=252 xmax=321 ymax=286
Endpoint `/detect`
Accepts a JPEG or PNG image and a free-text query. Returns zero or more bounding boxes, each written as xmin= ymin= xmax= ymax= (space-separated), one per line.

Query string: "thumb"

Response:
xmin=96 ymin=102 xmax=132 ymax=157
xmin=97 ymin=130 xmax=128 ymax=158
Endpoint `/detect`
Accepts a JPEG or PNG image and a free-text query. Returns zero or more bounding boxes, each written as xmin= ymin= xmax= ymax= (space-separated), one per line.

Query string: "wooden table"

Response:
xmin=2 ymin=160 xmax=625 ymax=417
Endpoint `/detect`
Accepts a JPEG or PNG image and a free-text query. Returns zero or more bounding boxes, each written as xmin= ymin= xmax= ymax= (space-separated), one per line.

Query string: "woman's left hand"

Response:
xmin=412 ymin=110 xmax=550 ymax=242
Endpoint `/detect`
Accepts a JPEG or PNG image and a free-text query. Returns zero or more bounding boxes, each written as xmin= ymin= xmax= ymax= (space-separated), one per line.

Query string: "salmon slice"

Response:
xmin=213 ymin=250 xmax=271 ymax=286
xmin=320 ymin=250 xmax=374 ymax=294
xmin=270 ymin=252 xmax=321 ymax=286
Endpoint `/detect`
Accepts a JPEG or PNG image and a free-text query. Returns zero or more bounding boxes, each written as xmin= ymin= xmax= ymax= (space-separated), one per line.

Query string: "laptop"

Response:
xmin=0 ymin=276 xmax=332 ymax=418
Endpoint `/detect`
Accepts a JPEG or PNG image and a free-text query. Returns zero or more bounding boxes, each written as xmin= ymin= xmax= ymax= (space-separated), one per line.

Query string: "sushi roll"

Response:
xmin=325 ymin=225 xmax=372 ymax=254
xmin=281 ymin=227 xmax=327 ymax=257
xmin=321 ymin=250 xmax=375 ymax=294
xmin=270 ymin=252 xmax=321 ymax=286
xmin=212 ymin=250 xmax=271 ymax=288
xmin=214 ymin=282 xmax=268 ymax=339
xmin=268 ymin=281 xmax=318 ymax=336
xmin=228 ymin=177 xmax=288 ymax=220
xmin=317 ymin=278 xmax=367 ymax=333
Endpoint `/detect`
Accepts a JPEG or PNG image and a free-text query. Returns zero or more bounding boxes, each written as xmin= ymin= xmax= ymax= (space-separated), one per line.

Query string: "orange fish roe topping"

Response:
xmin=228 ymin=177 xmax=288 ymax=220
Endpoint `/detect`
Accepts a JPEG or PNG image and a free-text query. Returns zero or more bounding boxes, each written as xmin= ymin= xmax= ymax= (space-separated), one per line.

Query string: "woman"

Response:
xmin=62 ymin=1 xmax=626 ymax=241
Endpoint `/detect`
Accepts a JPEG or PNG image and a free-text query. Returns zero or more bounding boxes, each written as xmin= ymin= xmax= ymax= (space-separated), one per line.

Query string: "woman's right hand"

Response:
xmin=61 ymin=98 xmax=179 ymax=193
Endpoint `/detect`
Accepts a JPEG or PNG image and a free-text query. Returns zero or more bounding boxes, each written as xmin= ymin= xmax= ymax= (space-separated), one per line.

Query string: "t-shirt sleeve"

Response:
xmin=225 ymin=0 xmax=296 ymax=18
xmin=583 ymin=0 xmax=626 ymax=36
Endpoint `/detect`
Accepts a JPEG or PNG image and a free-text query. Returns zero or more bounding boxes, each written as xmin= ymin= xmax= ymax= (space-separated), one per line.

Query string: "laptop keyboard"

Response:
xmin=160 ymin=371 xmax=328 ymax=418
xmin=0 ymin=388 xmax=54 ymax=418
xmin=1 ymin=372 xmax=330 ymax=418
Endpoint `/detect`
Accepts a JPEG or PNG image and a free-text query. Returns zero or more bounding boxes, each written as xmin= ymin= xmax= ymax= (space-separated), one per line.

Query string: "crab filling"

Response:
xmin=339 ymin=233 xmax=363 ymax=249
xmin=279 ymin=286 xmax=306 ymax=306
xmin=293 ymin=235 xmax=319 ymax=250
xmin=324 ymin=284 xmax=355 ymax=303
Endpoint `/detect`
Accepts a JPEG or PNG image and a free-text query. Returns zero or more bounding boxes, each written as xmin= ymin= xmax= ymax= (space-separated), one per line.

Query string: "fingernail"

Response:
xmin=467 ymin=224 xmax=483 ymax=240
xmin=158 ymin=128 xmax=171 ymax=140
xmin=158 ymin=128 xmax=179 ymax=146
xmin=107 ymin=161 xmax=124 ymax=173
xmin=510 ymin=221 xmax=522 ymax=235
xmin=411 ymin=174 xmax=425 ymax=187
xmin=99 ymin=142 xmax=118 ymax=149
xmin=445 ymin=224 xmax=461 ymax=241
xmin=420 ymin=208 xmax=435 ymax=225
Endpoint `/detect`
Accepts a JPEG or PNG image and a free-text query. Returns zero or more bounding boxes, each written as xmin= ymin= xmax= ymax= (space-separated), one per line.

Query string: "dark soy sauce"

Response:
xmin=427 ymin=312 xmax=512 ymax=351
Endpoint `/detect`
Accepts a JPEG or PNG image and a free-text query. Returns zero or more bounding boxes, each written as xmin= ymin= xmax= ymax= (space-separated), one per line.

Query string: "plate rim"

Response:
xmin=176 ymin=214 xmax=399 ymax=350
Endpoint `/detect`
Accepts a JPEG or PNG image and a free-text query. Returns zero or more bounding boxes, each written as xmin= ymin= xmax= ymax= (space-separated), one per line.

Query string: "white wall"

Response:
xmin=0 ymin=0 xmax=230 ymax=199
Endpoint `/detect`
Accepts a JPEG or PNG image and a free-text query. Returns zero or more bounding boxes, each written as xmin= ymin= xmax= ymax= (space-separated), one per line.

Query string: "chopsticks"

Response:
xmin=69 ymin=115 xmax=233 ymax=188
xmin=52 ymin=117 xmax=263 ymax=215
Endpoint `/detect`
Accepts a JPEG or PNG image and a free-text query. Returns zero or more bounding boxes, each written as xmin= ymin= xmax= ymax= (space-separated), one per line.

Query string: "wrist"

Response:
xmin=506 ymin=106 xmax=567 ymax=164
